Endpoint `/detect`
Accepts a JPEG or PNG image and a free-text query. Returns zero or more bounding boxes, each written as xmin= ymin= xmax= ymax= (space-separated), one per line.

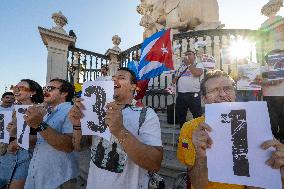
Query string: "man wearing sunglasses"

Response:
xmin=23 ymin=79 xmax=78 ymax=189
xmin=177 ymin=70 xmax=284 ymax=189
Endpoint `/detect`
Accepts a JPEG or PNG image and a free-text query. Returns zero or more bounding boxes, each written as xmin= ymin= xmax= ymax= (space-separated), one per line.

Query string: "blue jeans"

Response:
xmin=0 ymin=149 xmax=31 ymax=186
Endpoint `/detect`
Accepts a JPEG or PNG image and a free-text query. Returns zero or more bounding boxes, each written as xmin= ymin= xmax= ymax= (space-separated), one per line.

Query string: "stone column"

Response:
xmin=213 ymin=36 xmax=221 ymax=69
xmin=39 ymin=11 xmax=76 ymax=83
xmin=105 ymin=35 xmax=122 ymax=76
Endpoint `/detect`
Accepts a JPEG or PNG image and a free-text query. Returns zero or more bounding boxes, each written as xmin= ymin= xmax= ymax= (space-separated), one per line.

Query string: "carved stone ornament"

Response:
xmin=137 ymin=0 xmax=223 ymax=38
xmin=112 ymin=35 xmax=121 ymax=52
xmin=51 ymin=11 xmax=68 ymax=34
xmin=261 ymin=0 xmax=283 ymax=18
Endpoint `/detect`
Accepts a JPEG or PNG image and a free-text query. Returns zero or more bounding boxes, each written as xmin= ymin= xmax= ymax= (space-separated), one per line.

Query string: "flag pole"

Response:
xmin=172 ymin=93 xmax=176 ymax=151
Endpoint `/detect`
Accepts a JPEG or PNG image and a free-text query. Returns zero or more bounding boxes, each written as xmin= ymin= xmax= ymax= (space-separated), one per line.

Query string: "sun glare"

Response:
xmin=229 ymin=39 xmax=252 ymax=60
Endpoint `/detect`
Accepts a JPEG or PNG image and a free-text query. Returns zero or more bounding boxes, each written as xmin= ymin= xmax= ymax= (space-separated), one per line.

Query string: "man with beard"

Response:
xmin=23 ymin=79 xmax=78 ymax=189
xmin=69 ymin=67 xmax=163 ymax=189
xmin=177 ymin=70 xmax=284 ymax=189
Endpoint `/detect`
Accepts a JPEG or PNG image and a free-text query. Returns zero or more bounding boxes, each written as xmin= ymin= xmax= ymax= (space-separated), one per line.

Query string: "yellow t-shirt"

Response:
xmin=177 ymin=116 xmax=245 ymax=189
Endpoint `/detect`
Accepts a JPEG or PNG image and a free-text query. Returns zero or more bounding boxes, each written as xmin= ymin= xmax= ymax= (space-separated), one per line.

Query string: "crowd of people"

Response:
xmin=0 ymin=49 xmax=283 ymax=189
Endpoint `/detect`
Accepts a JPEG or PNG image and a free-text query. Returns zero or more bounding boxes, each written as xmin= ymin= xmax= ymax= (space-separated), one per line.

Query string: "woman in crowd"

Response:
xmin=0 ymin=79 xmax=43 ymax=189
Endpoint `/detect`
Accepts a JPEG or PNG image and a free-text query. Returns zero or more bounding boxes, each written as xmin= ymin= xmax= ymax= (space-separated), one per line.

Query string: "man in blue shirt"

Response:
xmin=23 ymin=79 xmax=78 ymax=189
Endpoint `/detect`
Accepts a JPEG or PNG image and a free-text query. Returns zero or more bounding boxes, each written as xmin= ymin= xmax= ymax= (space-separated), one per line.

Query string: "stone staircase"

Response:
xmin=157 ymin=112 xmax=187 ymax=189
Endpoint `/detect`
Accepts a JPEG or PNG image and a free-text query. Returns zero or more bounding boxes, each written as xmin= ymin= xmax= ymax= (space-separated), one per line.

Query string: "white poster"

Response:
xmin=201 ymin=54 xmax=215 ymax=69
xmin=237 ymin=63 xmax=261 ymax=90
xmin=81 ymin=80 xmax=114 ymax=141
xmin=266 ymin=52 xmax=284 ymax=81
xmin=205 ymin=101 xmax=281 ymax=189
xmin=0 ymin=111 xmax=13 ymax=144
xmin=15 ymin=105 xmax=30 ymax=150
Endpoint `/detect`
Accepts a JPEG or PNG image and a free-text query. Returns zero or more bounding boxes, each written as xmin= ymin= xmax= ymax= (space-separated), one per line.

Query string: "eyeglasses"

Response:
xmin=206 ymin=85 xmax=235 ymax=96
xmin=10 ymin=85 xmax=31 ymax=92
xmin=43 ymin=86 xmax=60 ymax=92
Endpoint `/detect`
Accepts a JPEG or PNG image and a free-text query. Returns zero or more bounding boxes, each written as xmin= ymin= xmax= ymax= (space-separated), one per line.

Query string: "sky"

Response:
xmin=0 ymin=0 xmax=283 ymax=95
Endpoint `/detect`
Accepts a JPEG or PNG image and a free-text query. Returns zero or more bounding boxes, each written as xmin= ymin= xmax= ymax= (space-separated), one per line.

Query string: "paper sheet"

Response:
xmin=0 ymin=110 xmax=13 ymax=144
xmin=206 ymin=101 xmax=281 ymax=189
xmin=81 ymin=80 xmax=114 ymax=141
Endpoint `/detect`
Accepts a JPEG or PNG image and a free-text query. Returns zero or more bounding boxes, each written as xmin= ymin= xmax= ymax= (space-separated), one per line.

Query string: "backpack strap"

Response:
xmin=138 ymin=107 xmax=147 ymax=135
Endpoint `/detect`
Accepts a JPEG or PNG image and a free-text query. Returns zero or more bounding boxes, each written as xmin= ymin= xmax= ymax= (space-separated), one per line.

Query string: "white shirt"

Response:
xmin=86 ymin=106 xmax=162 ymax=189
xmin=175 ymin=62 xmax=204 ymax=93
xmin=0 ymin=105 xmax=14 ymax=111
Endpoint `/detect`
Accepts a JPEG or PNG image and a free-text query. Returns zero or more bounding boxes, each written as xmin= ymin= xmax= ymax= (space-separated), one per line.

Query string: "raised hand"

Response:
xmin=68 ymin=98 xmax=85 ymax=127
xmin=7 ymin=140 xmax=20 ymax=154
xmin=24 ymin=105 xmax=46 ymax=129
xmin=6 ymin=122 xmax=17 ymax=137
xmin=192 ymin=123 xmax=213 ymax=158
xmin=105 ymin=102 xmax=124 ymax=137
xmin=261 ymin=139 xmax=284 ymax=178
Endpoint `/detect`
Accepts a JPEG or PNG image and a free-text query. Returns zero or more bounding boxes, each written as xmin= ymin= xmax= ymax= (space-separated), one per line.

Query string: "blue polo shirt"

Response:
xmin=25 ymin=102 xmax=78 ymax=189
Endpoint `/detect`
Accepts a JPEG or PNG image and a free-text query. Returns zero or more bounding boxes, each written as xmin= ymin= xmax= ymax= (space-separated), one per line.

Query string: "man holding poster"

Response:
xmin=262 ymin=49 xmax=284 ymax=144
xmin=23 ymin=79 xmax=78 ymax=189
xmin=69 ymin=67 xmax=163 ymax=189
xmin=177 ymin=70 xmax=284 ymax=189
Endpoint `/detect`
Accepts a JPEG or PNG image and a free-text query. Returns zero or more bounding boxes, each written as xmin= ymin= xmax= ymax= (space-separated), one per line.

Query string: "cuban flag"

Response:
xmin=138 ymin=29 xmax=174 ymax=80
xmin=127 ymin=60 xmax=150 ymax=102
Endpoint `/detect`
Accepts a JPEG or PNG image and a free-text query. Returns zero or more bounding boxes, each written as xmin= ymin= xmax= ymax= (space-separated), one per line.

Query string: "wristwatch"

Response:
xmin=36 ymin=122 xmax=49 ymax=132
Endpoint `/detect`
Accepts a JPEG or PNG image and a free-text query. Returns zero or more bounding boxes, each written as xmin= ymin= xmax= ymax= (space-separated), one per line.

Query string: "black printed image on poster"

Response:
xmin=15 ymin=105 xmax=30 ymax=150
xmin=81 ymin=81 xmax=114 ymax=141
xmin=18 ymin=107 xmax=28 ymax=144
xmin=0 ymin=111 xmax=12 ymax=143
xmin=91 ymin=136 xmax=127 ymax=173
xmin=221 ymin=109 xmax=250 ymax=177
xmin=84 ymin=85 xmax=107 ymax=133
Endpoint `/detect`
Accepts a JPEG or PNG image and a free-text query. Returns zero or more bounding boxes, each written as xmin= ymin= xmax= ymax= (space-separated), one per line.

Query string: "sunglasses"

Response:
xmin=10 ymin=85 xmax=31 ymax=92
xmin=43 ymin=86 xmax=61 ymax=92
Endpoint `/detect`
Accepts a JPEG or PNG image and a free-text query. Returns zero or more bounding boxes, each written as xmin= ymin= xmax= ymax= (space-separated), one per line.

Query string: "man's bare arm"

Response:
xmin=189 ymin=156 xmax=208 ymax=189
xmin=39 ymin=128 xmax=73 ymax=153
xmin=72 ymin=130 xmax=92 ymax=151
xmin=189 ymin=65 xmax=203 ymax=77
xmin=190 ymin=123 xmax=213 ymax=189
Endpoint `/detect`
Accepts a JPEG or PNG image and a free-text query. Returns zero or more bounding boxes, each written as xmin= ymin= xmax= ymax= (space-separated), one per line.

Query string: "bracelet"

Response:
xmin=73 ymin=125 xmax=81 ymax=131
xmin=36 ymin=122 xmax=49 ymax=132
xmin=118 ymin=130 xmax=129 ymax=145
